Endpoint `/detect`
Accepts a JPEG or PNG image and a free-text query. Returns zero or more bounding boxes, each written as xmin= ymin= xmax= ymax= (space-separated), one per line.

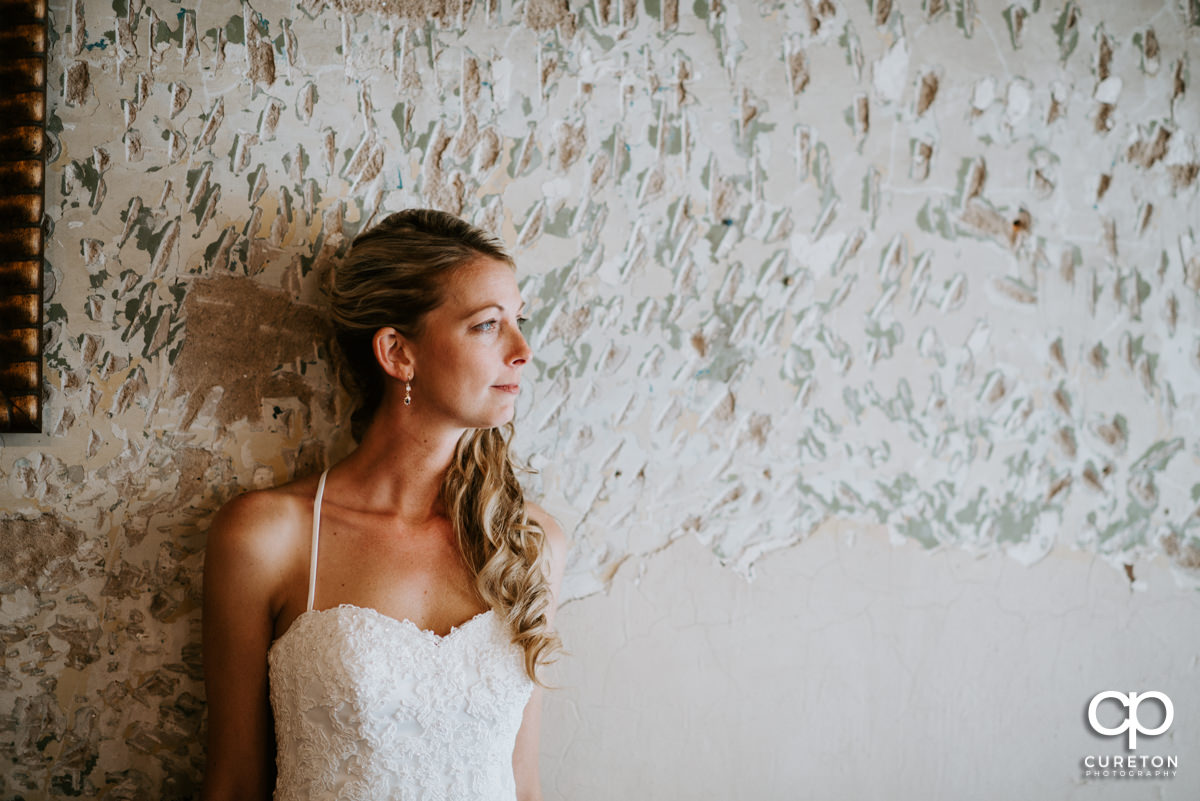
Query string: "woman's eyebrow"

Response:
xmin=464 ymin=301 xmax=527 ymax=317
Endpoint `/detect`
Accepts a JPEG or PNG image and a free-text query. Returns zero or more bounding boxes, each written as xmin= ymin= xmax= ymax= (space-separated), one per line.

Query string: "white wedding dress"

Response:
xmin=268 ymin=470 xmax=534 ymax=800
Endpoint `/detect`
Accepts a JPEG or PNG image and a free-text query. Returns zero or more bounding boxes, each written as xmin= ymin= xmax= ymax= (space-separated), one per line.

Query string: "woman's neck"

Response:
xmin=333 ymin=402 xmax=464 ymax=522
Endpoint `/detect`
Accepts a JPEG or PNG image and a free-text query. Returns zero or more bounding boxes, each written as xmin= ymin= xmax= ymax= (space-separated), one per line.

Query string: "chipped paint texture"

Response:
xmin=0 ymin=0 xmax=1199 ymax=795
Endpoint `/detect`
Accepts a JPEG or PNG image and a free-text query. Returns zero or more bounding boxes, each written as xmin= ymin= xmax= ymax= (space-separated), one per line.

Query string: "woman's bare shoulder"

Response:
xmin=525 ymin=502 xmax=567 ymax=548
xmin=208 ymin=474 xmax=322 ymax=564
xmin=525 ymin=502 xmax=568 ymax=585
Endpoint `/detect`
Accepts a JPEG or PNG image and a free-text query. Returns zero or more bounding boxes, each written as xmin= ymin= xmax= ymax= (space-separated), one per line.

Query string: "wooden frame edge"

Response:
xmin=0 ymin=3 xmax=48 ymax=433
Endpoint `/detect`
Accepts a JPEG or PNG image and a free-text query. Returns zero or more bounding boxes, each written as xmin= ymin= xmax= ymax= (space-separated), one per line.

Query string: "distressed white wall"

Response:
xmin=0 ymin=0 xmax=1197 ymax=796
xmin=544 ymin=525 xmax=1200 ymax=799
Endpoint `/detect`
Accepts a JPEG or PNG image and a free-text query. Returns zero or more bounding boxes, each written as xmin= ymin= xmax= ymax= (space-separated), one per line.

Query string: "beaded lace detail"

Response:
xmin=267 ymin=471 xmax=533 ymax=801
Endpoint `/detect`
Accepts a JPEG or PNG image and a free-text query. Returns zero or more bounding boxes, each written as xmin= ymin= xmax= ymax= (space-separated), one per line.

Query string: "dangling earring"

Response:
xmin=404 ymin=380 xmax=412 ymax=406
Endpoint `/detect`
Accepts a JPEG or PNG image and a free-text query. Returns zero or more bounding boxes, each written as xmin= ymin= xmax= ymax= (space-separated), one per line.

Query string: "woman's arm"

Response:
xmin=200 ymin=492 xmax=293 ymax=801
xmin=512 ymin=505 xmax=568 ymax=801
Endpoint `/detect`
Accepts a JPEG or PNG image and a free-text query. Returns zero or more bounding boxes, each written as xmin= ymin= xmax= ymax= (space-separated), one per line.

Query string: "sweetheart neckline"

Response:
xmin=270 ymin=604 xmax=495 ymax=653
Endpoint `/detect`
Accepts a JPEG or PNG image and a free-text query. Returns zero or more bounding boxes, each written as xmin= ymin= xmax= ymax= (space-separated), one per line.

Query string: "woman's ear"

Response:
xmin=372 ymin=327 xmax=415 ymax=381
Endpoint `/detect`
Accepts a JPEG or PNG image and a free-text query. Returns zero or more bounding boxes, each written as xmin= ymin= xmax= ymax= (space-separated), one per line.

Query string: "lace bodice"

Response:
xmin=267 ymin=471 xmax=533 ymax=800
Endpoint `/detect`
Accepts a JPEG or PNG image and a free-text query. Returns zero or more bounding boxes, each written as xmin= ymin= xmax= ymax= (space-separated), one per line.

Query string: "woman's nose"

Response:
xmin=509 ymin=327 xmax=532 ymax=365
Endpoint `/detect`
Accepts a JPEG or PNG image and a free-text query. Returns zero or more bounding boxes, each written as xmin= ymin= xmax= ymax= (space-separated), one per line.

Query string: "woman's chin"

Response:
xmin=467 ymin=407 xmax=516 ymax=430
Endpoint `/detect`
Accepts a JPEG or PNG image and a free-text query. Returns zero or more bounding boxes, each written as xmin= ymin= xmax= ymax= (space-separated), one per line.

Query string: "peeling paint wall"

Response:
xmin=1 ymin=0 xmax=1198 ymax=795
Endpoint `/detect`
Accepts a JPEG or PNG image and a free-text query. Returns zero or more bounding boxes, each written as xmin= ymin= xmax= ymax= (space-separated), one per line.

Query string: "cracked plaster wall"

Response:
xmin=543 ymin=525 xmax=1200 ymax=799
xmin=0 ymin=0 xmax=1198 ymax=795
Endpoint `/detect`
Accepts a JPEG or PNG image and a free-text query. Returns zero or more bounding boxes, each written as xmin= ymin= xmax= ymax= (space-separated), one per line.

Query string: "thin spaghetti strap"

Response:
xmin=306 ymin=470 xmax=329 ymax=613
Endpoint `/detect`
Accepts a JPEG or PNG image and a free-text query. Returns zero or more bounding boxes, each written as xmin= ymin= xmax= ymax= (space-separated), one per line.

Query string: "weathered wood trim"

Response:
xmin=0 ymin=0 xmax=47 ymax=432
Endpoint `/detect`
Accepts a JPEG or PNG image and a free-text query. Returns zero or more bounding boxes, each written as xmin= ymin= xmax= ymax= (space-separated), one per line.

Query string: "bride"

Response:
xmin=201 ymin=209 xmax=566 ymax=800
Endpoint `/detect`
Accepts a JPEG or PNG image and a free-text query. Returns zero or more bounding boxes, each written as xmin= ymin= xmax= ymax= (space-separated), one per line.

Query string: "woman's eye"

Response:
xmin=517 ymin=316 xmax=529 ymax=329
xmin=473 ymin=320 xmax=498 ymax=332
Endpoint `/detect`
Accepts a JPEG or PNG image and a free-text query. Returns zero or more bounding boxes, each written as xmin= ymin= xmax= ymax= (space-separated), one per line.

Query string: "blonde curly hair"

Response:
xmin=329 ymin=209 xmax=560 ymax=684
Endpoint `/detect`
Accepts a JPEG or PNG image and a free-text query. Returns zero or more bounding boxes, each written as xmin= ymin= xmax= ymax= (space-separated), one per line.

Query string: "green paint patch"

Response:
xmin=884 ymin=379 xmax=917 ymax=423
xmin=843 ymin=385 xmax=864 ymax=422
xmin=224 ymin=15 xmax=245 ymax=45
xmin=279 ymin=150 xmax=302 ymax=183
xmin=952 ymin=156 xmax=976 ymax=205
xmin=154 ymin=14 xmax=184 ymax=47
xmin=812 ymin=143 xmax=832 ymax=190
xmin=873 ymin=473 xmax=915 ymax=509
xmin=1061 ymin=243 xmax=1082 ymax=273
xmin=916 ymin=199 xmax=955 ymax=240
xmin=897 ymin=520 xmax=940 ymax=551
xmin=574 ymin=343 xmax=593 ymax=376
xmin=1134 ymin=270 xmax=1152 ymax=311
xmin=122 ymin=203 xmax=160 ymax=250
xmin=543 ymin=205 xmax=574 ymax=238
xmin=663 ymin=123 xmax=683 ymax=155
xmin=1131 ymin=438 xmax=1184 ymax=475
xmin=1093 ymin=500 xmax=1153 ymax=547
xmin=1126 ymin=336 xmax=1160 ymax=385
xmin=412 ymin=120 xmax=437 ymax=154
xmin=864 ymin=320 xmax=902 ymax=361
xmin=837 ymin=25 xmax=858 ymax=68
xmin=812 ymin=407 xmax=841 ymax=436
xmin=590 ymin=29 xmax=616 ymax=49
xmin=703 ymin=222 xmax=727 ymax=251
xmin=142 ymin=305 xmax=171 ymax=356
xmin=73 ymin=159 xmax=101 ymax=195
xmin=121 ymin=283 xmax=155 ymax=341
xmin=787 ymin=344 xmax=816 ymax=375
xmin=954 ymin=486 xmax=985 ymax=525
xmin=616 ymin=141 xmax=632 ymax=178
xmin=1051 ymin=2 xmax=1079 ymax=62
xmin=202 ymin=229 xmax=230 ymax=266
xmin=955 ymin=0 xmax=975 ymax=38
xmin=279 ymin=187 xmax=294 ymax=222
xmin=1132 ymin=30 xmax=1145 ymax=59
xmin=246 ymin=165 xmax=265 ymax=199
xmin=391 ymin=102 xmax=406 ymax=136
xmin=797 ymin=430 xmax=828 ymax=462
xmin=991 ymin=491 xmax=1041 ymax=545
xmin=693 ymin=0 xmax=708 ymax=19
xmin=694 ymin=347 xmax=742 ymax=382
xmin=1001 ymin=6 xmax=1022 ymax=49
xmin=738 ymin=119 xmax=776 ymax=158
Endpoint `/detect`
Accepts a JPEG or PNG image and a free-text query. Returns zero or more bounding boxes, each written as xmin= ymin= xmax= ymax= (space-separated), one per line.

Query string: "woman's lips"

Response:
xmin=492 ymin=385 xmax=519 ymax=394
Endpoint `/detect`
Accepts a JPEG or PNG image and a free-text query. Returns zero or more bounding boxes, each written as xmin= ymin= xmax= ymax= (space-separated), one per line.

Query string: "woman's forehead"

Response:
xmin=442 ymin=257 xmax=522 ymax=308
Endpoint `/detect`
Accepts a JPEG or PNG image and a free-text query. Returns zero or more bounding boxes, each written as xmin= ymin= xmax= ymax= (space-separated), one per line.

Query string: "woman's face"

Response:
xmin=408 ymin=256 xmax=531 ymax=430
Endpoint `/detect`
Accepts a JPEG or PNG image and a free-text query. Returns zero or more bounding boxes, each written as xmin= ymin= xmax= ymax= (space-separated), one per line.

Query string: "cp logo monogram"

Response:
xmin=1087 ymin=691 xmax=1174 ymax=749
